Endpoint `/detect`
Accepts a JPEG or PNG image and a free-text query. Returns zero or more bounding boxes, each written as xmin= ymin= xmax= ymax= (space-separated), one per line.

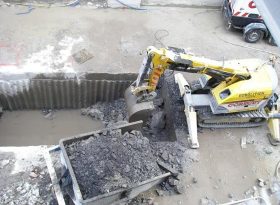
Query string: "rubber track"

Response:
xmin=197 ymin=108 xmax=267 ymax=128
xmin=198 ymin=120 xmax=265 ymax=128
xmin=198 ymin=108 xmax=268 ymax=119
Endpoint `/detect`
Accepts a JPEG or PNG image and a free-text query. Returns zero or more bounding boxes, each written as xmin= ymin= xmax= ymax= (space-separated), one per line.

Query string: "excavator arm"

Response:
xmin=131 ymin=46 xmax=251 ymax=98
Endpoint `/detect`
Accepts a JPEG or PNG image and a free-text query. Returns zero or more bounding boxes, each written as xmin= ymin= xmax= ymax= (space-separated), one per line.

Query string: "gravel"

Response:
xmin=81 ymin=98 xmax=128 ymax=127
xmin=65 ymin=129 xmax=162 ymax=199
xmin=0 ymin=147 xmax=56 ymax=205
xmin=150 ymin=141 xmax=199 ymax=172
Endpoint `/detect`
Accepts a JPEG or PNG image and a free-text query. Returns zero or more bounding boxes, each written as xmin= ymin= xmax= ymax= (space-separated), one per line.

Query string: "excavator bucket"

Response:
xmin=124 ymin=86 xmax=155 ymax=123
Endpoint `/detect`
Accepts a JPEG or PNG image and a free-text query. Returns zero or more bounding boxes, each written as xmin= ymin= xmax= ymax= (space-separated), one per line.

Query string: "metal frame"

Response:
xmin=59 ymin=121 xmax=171 ymax=205
xmin=44 ymin=145 xmax=66 ymax=205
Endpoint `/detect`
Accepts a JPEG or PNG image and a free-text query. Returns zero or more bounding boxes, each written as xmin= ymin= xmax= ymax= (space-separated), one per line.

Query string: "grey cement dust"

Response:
xmin=65 ymin=129 xmax=162 ymax=199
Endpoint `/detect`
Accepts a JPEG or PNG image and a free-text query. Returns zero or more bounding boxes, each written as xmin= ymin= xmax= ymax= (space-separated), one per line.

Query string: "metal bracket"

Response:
xmin=175 ymin=73 xmax=199 ymax=148
xmin=44 ymin=146 xmax=67 ymax=205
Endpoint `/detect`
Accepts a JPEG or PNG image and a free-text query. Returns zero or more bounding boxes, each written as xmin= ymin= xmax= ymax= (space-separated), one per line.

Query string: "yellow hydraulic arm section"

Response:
xmin=132 ymin=46 xmax=251 ymax=95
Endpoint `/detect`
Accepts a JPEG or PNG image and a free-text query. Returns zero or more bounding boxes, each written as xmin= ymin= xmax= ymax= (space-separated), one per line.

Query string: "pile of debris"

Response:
xmin=0 ymin=147 xmax=56 ymax=205
xmin=65 ymin=129 xmax=162 ymax=199
xmin=78 ymin=72 xmax=200 ymax=178
xmin=150 ymin=141 xmax=199 ymax=173
xmin=81 ymin=98 xmax=128 ymax=127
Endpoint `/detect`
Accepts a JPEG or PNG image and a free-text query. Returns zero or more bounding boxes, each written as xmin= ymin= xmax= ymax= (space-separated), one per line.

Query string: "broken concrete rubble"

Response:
xmin=81 ymin=98 xmax=128 ymax=127
xmin=29 ymin=171 xmax=38 ymax=178
xmin=80 ymin=74 xmax=199 ymax=179
xmin=65 ymin=129 xmax=162 ymax=199
xmin=150 ymin=141 xmax=199 ymax=173
xmin=192 ymin=177 xmax=198 ymax=184
xmin=0 ymin=147 xmax=56 ymax=205
xmin=0 ymin=159 xmax=10 ymax=168
xmin=167 ymin=177 xmax=179 ymax=186
xmin=174 ymin=184 xmax=185 ymax=194
xmin=257 ymin=178 xmax=265 ymax=187
xmin=263 ymin=147 xmax=273 ymax=155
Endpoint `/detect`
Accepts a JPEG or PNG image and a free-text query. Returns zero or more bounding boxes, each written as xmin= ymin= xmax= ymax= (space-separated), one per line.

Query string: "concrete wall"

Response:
xmin=0 ymin=73 xmax=137 ymax=110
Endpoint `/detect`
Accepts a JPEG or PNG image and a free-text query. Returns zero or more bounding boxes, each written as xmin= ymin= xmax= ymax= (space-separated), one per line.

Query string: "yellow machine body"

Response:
xmin=126 ymin=46 xmax=280 ymax=147
xmin=211 ymin=61 xmax=276 ymax=113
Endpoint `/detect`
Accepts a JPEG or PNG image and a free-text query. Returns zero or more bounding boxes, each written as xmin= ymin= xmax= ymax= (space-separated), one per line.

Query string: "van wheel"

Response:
xmin=244 ymin=29 xmax=264 ymax=43
xmin=225 ymin=20 xmax=232 ymax=30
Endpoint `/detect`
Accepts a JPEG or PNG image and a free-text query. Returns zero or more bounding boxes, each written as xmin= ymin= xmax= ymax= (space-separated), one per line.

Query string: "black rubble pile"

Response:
xmin=65 ymin=129 xmax=162 ymax=199
xmin=81 ymin=99 xmax=128 ymax=127
xmin=161 ymin=71 xmax=189 ymax=131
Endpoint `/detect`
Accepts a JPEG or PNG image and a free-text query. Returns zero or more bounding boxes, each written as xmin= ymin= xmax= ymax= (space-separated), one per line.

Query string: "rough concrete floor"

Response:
xmin=156 ymin=127 xmax=280 ymax=204
xmin=0 ymin=6 xmax=279 ymax=77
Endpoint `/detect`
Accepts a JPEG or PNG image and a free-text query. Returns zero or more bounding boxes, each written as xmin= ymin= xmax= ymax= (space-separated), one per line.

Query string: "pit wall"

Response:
xmin=0 ymin=73 xmax=137 ymax=110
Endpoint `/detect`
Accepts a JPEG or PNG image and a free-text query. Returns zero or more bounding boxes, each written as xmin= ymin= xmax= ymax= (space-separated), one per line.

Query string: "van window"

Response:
xmin=220 ymin=89 xmax=231 ymax=100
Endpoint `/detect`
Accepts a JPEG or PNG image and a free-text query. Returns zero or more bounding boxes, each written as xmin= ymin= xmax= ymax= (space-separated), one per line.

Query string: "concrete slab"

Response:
xmin=0 ymin=7 xmax=279 ymax=77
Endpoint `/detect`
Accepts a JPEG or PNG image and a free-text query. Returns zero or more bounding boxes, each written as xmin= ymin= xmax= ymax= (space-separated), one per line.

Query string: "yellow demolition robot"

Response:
xmin=125 ymin=46 xmax=280 ymax=148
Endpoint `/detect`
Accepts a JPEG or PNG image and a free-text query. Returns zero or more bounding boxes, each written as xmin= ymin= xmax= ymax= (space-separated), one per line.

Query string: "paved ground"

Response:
xmin=156 ymin=127 xmax=280 ymax=204
xmin=0 ymin=6 xmax=279 ymax=78
xmin=0 ymin=0 xmax=223 ymax=8
xmin=0 ymin=5 xmax=280 ymax=205
xmin=142 ymin=0 xmax=221 ymax=7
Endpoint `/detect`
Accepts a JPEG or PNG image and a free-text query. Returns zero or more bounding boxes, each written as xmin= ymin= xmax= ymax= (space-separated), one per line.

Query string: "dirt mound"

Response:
xmin=65 ymin=129 xmax=162 ymax=199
